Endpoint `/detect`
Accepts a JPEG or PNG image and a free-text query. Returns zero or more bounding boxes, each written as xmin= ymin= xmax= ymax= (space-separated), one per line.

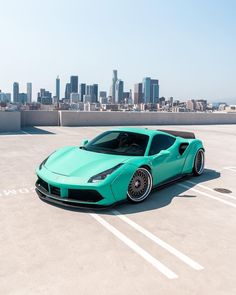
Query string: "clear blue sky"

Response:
xmin=0 ymin=0 xmax=236 ymax=103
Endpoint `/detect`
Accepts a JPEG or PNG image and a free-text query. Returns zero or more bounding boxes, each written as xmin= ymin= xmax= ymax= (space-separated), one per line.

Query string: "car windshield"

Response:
xmin=84 ymin=131 xmax=149 ymax=156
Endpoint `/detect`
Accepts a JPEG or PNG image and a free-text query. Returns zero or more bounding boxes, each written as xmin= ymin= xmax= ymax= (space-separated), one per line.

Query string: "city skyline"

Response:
xmin=0 ymin=69 xmax=234 ymax=104
xmin=0 ymin=0 xmax=236 ymax=103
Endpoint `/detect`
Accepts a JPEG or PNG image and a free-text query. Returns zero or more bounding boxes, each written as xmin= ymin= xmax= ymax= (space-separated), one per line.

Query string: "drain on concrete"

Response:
xmin=214 ymin=188 xmax=232 ymax=194
xmin=178 ymin=195 xmax=196 ymax=198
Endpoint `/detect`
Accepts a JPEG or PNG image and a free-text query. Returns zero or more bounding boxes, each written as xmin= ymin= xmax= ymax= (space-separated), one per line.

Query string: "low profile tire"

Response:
xmin=193 ymin=149 xmax=205 ymax=176
xmin=127 ymin=167 xmax=153 ymax=203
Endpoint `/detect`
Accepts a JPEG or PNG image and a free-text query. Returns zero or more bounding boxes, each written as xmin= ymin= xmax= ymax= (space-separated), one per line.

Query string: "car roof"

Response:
xmin=110 ymin=127 xmax=170 ymax=137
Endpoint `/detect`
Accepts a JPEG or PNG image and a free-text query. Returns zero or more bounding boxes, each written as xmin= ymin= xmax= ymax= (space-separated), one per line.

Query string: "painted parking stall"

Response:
xmin=1 ymin=125 xmax=236 ymax=295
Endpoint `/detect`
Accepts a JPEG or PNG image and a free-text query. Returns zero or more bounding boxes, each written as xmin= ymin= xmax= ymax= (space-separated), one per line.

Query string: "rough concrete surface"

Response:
xmin=0 ymin=125 xmax=236 ymax=295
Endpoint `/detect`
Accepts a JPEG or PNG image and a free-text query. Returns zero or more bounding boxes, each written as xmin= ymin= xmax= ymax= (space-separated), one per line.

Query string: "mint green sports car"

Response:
xmin=35 ymin=128 xmax=205 ymax=208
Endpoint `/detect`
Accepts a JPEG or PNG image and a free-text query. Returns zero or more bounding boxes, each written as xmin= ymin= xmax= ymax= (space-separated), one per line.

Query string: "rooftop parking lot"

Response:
xmin=1 ymin=125 xmax=236 ymax=295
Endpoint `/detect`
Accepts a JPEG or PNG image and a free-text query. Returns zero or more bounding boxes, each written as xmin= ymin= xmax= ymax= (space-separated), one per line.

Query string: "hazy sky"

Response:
xmin=0 ymin=0 xmax=236 ymax=102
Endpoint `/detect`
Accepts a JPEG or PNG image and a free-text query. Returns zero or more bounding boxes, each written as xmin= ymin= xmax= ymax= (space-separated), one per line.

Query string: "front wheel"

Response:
xmin=193 ymin=149 xmax=205 ymax=176
xmin=127 ymin=167 xmax=153 ymax=203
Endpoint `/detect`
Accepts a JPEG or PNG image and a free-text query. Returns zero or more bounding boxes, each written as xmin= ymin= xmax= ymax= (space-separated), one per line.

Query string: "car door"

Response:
xmin=148 ymin=134 xmax=185 ymax=186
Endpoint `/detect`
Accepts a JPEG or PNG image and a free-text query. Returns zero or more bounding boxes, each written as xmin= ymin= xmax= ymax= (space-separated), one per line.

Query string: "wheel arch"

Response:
xmin=182 ymin=140 xmax=205 ymax=174
xmin=139 ymin=164 xmax=152 ymax=174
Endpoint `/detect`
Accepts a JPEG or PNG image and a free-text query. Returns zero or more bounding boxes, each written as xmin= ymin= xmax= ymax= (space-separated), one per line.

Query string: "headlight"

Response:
xmin=88 ymin=164 xmax=123 ymax=183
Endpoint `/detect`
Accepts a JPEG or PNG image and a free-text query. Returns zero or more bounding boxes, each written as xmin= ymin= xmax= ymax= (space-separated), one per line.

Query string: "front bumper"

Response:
xmin=35 ymin=184 xmax=120 ymax=209
xmin=35 ymin=171 xmax=117 ymax=208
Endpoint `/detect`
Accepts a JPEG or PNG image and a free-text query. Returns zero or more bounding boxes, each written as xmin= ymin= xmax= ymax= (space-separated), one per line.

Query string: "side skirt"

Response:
xmin=152 ymin=173 xmax=192 ymax=191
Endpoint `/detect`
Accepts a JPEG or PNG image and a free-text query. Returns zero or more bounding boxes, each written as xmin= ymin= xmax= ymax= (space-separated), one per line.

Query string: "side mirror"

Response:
xmin=82 ymin=139 xmax=89 ymax=146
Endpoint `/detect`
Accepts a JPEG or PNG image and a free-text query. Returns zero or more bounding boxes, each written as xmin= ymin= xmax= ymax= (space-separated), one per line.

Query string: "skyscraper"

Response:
xmin=37 ymin=89 xmax=52 ymax=104
xmin=13 ymin=82 xmax=19 ymax=103
xmin=27 ymin=82 xmax=32 ymax=103
xmin=93 ymin=84 xmax=98 ymax=102
xmin=111 ymin=70 xmax=118 ymax=103
xmin=151 ymin=79 xmax=159 ymax=103
xmin=18 ymin=93 xmax=27 ymax=104
xmin=115 ymin=79 xmax=124 ymax=104
xmin=0 ymin=92 xmax=11 ymax=103
xmin=142 ymin=78 xmax=159 ymax=103
xmin=56 ymin=76 xmax=60 ymax=101
xmin=85 ymin=84 xmax=98 ymax=103
xmin=65 ymin=83 xmax=71 ymax=99
xmin=70 ymin=76 xmax=78 ymax=93
xmin=134 ymin=83 xmax=143 ymax=104
xmin=80 ymin=83 xmax=86 ymax=102
xmin=142 ymin=77 xmax=151 ymax=103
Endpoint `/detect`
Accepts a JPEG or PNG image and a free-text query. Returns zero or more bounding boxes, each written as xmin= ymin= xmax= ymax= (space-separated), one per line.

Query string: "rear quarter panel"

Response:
xmin=181 ymin=139 xmax=205 ymax=174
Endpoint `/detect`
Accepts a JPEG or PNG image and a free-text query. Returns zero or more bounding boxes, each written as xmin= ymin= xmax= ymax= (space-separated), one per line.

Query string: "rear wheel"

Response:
xmin=193 ymin=149 xmax=205 ymax=176
xmin=127 ymin=168 xmax=152 ymax=203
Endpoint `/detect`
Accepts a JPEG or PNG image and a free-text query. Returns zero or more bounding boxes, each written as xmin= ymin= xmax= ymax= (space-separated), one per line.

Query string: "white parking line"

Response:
xmin=185 ymin=180 xmax=236 ymax=201
xmin=90 ymin=213 xmax=178 ymax=279
xmin=223 ymin=167 xmax=236 ymax=173
xmin=112 ymin=209 xmax=204 ymax=271
xmin=21 ymin=130 xmax=31 ymax=135
xmin=178 ymin=183 xmax=236 ymax=209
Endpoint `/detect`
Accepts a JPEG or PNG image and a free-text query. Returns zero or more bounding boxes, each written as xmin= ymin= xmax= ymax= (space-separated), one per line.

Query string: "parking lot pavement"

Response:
xmin=0 ymin=125 xmax=236 ymax=294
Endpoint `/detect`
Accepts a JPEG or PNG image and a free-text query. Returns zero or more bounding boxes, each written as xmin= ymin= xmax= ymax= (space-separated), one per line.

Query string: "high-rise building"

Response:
xmin=93 ymin=84 xmax=98 ymax=102
xmin=80 ymin=83 xmax=86 ymax=102
xmin=115 ymin=79 xmax=124 ymax=104
xmin=142 ymin=77 xmax=159 ymax=103
xmin=65 ymin=83 xmax=71 ymax=99
xmin=111 ymin=70 xmax=118 ymax=103
xmin=13 ymin=82 xmax=19 ymax=103
xmin=86 ymin=85 xmax=93 ymax=96
xmin=27 ymin=82 xmax=32 ymax=103
xmin=56 ymin=76 xmax=60 ymax=101
xmin=99 ymin=91 xmax=107 ymax=98
xmin=18 ymin=93 xmax=27 ymax=104
xmin=99 ymin=91 xmax=107 ymax=104
xmin=151 ymin=79 xmax=159 ymax=103
xmin=142 ymin=77 xmax=151 ymax=103
xmin=0 ymin=91 xmax=11 ymax=103
xmin=85 ymin=84 xmax=98 ymax=103
xmin=37 ymin=89 xmax=52 ymax=104
xmin=134 ymin=83 xmax=143 ymax=104
xmin=70 ymin=93 xmax=80 ymax=103
xmin=70 ymin=76 xmax=78 ymax=93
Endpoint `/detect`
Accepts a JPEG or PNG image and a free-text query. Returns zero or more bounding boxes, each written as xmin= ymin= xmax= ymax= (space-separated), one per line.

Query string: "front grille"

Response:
xmin=50 ymin=185 xmax=61 ymax=196
xmin=37 ymin=177 xmax=49 ymax=192
xmin=68 ymin=189 xmax=103 ymax=203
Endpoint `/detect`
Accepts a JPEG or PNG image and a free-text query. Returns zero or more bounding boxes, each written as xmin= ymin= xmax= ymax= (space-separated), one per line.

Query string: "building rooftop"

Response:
xmin=1 ymin=125 xmax=236 ymax=294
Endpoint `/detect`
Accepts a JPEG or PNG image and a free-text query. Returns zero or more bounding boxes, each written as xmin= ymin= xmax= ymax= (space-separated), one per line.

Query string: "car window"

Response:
xmin=94 ymin=132 xmax=120 ymax=144
xmin=149 ymin=134 xmax=176 ymax=155
xmin=85 ymin=131 xmax=149 ymax=156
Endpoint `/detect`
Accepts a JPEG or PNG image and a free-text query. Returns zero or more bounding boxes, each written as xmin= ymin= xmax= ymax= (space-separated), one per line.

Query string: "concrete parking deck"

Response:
xmin=0 ymin=125 xmax=236 ymax=294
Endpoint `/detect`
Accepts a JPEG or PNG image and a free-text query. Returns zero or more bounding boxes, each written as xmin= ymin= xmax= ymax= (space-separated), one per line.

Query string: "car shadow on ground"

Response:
xmin=109 ymin=168 xmax=220 ymax=215
xmin=39 ymin=168 xmax=220 ymax=215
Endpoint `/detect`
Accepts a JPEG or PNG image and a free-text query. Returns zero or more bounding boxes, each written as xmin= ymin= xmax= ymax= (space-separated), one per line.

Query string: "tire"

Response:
xmin=127 ymin=167 xmax=153 ymax=203
xmin=193 ymin=149 xmax=205 ymax=176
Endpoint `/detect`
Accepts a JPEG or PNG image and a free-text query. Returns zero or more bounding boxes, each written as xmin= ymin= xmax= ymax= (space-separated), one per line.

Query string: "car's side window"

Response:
xmin=149 ymin=134 xmax=176 ymax=155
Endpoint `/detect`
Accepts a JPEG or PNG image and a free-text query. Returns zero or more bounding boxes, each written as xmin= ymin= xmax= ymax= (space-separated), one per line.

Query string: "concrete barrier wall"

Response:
xmin=1 ymin=111 xmax=236 ymax=133
xmin=0 ymin=112 xmax=21 ymax=132
xmin=21 ymin=111 xmax=59 ymax=127
xmin=59 ymin=111 xmax=236 ymax=126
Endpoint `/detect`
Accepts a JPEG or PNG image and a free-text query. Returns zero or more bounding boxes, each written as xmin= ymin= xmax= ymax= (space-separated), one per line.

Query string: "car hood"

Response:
xmin=44 ymin=147 xmax=132 ymax=178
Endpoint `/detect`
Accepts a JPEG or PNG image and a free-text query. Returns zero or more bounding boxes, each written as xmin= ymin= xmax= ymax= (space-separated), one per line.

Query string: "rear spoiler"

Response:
xmin=157 ymin=129 xmax=195 ymax=139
